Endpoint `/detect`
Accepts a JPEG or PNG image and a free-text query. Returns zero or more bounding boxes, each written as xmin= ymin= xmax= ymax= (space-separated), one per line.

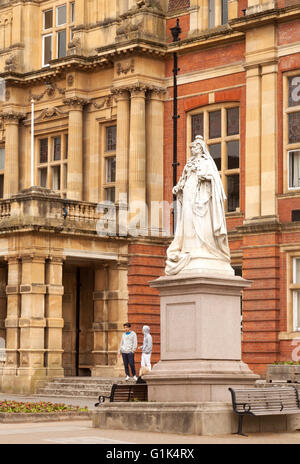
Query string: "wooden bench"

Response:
xmin=229 ymin=386 xmax=300 ymax=436
xmin=94 ymin=383 xmax=148 ymax=407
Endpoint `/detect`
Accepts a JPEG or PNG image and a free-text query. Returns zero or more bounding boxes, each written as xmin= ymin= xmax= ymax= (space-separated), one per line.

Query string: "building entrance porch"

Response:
xmin=0 ymin=254 xmax=127 ymax=394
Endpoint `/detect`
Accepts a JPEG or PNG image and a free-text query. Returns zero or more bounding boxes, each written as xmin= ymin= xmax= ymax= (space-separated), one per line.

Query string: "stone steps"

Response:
xmin=35 ymin=377 xmax=137 ymax=399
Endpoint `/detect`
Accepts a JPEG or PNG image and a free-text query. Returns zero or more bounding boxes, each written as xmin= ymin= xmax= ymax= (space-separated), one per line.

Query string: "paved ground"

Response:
xmin=0 ymin=420 xmax=299 ymax=444
xmin=0 ymin=393 xmax=299 ymax=444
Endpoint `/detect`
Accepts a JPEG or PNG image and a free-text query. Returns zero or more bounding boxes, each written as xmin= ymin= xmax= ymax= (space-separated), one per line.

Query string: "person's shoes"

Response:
xmin=133 ymin=376 xmax=137 ymax=381
xmin=125 ymin=376 xmax=130 ymax=381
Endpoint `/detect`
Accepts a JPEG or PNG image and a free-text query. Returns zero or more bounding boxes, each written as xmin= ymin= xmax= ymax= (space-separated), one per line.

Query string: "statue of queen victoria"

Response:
xmin=165 ymin=135 xmax=234 ymax=276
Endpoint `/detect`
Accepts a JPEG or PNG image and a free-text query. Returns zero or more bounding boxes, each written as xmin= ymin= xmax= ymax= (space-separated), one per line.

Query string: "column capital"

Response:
xmin=111 ymin=87 xmax=130 ymax=103
xmin=63 ymin=96 xmax=90 ymax=110
xmin=2 ymin=111 xmax=25 ymax=124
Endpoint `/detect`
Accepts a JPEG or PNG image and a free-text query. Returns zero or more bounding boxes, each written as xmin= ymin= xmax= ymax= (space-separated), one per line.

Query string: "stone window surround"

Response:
xmin=37 ymin=131 xmax=68 ymax=196
xmin=0 ymin=146 xmax=4 ymax=199
xmin=41 ymin=1 xmax=75 ymax=67
xmin=284 ymin=70 xmax=300 ymax=193
xmin=187 ymin=102 xmax=240 ymax=213
xmin=102 ymin=122 xmax=116 ymax=203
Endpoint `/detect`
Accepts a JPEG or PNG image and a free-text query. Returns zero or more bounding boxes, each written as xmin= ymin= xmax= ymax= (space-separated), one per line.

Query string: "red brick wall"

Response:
xmin=127 ymin=242 xmax=166 ymax=373
xmin=242 ymin=235 xmax=281 ymax=376
xmin=168 ymin=0 xmax=190 ymax=11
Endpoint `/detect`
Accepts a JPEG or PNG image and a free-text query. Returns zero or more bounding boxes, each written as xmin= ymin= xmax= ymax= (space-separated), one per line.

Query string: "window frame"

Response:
xmin=102 ymin=124 xmax=117 ymax=203
xmin=284 ymin=71 xmax=300 ymax=193
xmin=37 ymin=132 xmax=68 ymax=196
xmin=187 ymin=102 xmax=240 ymax=213
xmin=292 ymin=257 xmax=300 ymax=332
xmin=42 ymin=33 xmax=53 ymax=67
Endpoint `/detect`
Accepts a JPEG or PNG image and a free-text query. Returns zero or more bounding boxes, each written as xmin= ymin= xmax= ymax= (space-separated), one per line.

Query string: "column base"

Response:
xmin=0 ymin=367 xmax=48 ymax=394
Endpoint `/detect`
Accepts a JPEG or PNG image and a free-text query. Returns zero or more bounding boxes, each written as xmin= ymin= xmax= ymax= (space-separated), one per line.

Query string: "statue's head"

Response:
xmin=190 ymin=135 xmax=204 ymax=157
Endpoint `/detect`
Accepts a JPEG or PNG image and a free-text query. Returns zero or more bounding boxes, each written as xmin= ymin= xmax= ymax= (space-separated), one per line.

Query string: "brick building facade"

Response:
xmin=166 ymin=0 xmax=300 ymax=376
xmin=0 ymin=0 xmax=299 ymax=392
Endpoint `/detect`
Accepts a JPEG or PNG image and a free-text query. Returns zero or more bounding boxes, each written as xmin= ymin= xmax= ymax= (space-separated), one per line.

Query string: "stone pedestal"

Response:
xmin=146 ymin=273 xmax=259 ymax=402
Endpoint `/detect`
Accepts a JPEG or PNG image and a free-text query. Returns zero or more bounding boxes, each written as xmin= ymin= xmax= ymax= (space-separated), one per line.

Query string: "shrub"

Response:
xmin=0 ymin=401 xmax=88 ymax=414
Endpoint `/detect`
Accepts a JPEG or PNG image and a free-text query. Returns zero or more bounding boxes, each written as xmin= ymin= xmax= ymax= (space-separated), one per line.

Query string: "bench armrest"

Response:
xmin=94 ymin=395 xmax=110 ymax=407
xmin=235 ymin=402 xmax=251 ymax=413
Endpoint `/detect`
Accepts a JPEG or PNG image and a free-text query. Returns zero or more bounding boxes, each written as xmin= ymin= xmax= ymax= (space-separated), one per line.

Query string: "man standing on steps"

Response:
xmin=118 ymin=322 xmax=137 ymax=381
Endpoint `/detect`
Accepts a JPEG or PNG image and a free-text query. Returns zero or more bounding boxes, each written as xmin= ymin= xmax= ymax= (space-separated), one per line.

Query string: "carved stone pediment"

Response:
xmin=35 ymin=107 xmax=67 ymax=121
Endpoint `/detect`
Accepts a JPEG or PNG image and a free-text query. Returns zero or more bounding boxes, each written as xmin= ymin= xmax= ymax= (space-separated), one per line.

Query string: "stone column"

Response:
xmin=19 ymin=255 xmax=47 ymax=384
xmin=45 ymin=257 xmax=64 ymax=377
xmin=64 ymin=97 xmax=87 ymax=201
xmin=115 ymin=89 xmax=130 ymax=203
xmin=147 ymin=88 xmax=165 ymax=234
xmin=4 ymin=257 xmax=21 ymax=371
xmin=215 ymin=0 xmax=222 ymax=26
xmin=245 ymin=65 xmax=261 ymax=219
xmin=129 ymin=86 xmax=147 ymax=206
xmin=3 ymin=112 xmax=23 ymax=198
xmin=91 ymin=262 xmax=128 ymax=377
xmin=202 ymin=0 xmax=209 ymax=30
xmin=91 ymin=266 xmax=108 ymax=372
xmin=0 ymin=265 xmax=7 ymax=344
xmin=260 ymin=62 xmax=278 ymax=218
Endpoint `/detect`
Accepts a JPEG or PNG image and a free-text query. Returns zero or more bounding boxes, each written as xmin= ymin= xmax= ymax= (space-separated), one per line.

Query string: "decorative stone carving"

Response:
xmin=28 ymin=82 xmax=66 ymax=102
xmin=63 ymin=96 xmax=90 ymax=109
xmin=116 ymin=59 xmax=135 ymax=76
xmin=67 ymin=36 xmax=81 ymax=56
xmin=116 ymin=19 xmax=142 ymax=38
xmin=35 ymin=106 xmax=67 ymax=121
xmin=2 ymin=111 xmax=25 ymax=124
xmin=165 ymin=135 xmax=234 ymax=276
xmin=4 ymin=54 xmax=17 ymax=72
xmin=90 ymin=95 xmax=112 ymax=110
xmin=67 ymin=74 xmax=74 ymax=86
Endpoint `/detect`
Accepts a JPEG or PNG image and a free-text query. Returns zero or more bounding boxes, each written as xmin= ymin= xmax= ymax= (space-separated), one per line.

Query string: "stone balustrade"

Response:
xmin=0 ymin=187 xmax=118 ymax=236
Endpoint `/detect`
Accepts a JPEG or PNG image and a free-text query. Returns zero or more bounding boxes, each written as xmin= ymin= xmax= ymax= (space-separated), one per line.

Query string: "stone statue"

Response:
xmin=165 ymin=135 xmax=234 ymax=276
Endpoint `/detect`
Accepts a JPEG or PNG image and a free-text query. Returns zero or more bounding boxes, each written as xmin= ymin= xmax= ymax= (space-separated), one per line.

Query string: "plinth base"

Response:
xmin=145 ymin=359 xmax=259 ymax=402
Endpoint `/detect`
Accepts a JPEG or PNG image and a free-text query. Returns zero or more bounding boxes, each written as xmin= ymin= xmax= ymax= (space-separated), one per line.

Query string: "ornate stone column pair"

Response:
xmin=113 ymin=84 xmax=165 ymax=232
xmin=2 ymin=254 xmax=64 ymax=393
xmin=2 ymin=112 xmax=24 ymax=199
xmin=63 ymin=97 xmax=89 ymax=201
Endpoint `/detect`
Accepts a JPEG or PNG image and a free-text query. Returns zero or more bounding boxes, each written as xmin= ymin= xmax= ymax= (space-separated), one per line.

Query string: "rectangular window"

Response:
xmin=70 ymin=2 xmax=75 ymax=22
xmin=209 ymin=0 xmax=215 ymax=29
xmin=64 ymin=134 xmax=68 ymax=159
xmin=39 ymin=168 xmax=47 ymax=188
xmin=288 ymin=112 xmax=300 ymax=144
xmin=43 ymin=34 xmax=52 ymax=66
xmin=106 ymin=126 xmax=117 ymax=152
xmin=106 ymin=157 xmax=116 ymax=183
xmin=57 ymin=29 xmax=67 ymax=58
xmin=227 ymin=174 xmax=240 ymax=212
xmin=105 ymin=187 xmax=115 ymax=203
xmin=0 ymin=175 xmax=3 ymax=199
xmin=209 ymin=143 xmax=221 ymax=171
xmin=289 ymin=150 xmax=300 ymax=189
xmin=209 ymin=110 xmax=221 ymax=139
xmin=44 ymin=9 xmax=53 ymax=30
xmin=227 ymin=140 xmax=239 ymax=170
xmin=288 ymin=76 xmax=300 ymax=108
xmin=192 ymin=113 xmax=204 ymax=141
xmin=293 ymin=258 xmax=300 ymax=331
xmin=39 ymin=138 xmax=48 ymax=163
xmin=53 ymin=136 xmax=61 ymax=161
xmin=52 ymin=166 xmax=61 ymax=190
xmin=0 ymin=147 xmax=5 ymax=170
xmin=222 ymin=0 xmax=228 ymax=24
xmin=56 ymin=4 xmax=67 ymax=26
xmin=227 ymin=107 xmax=239 ymax=136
